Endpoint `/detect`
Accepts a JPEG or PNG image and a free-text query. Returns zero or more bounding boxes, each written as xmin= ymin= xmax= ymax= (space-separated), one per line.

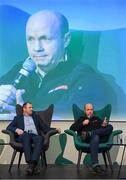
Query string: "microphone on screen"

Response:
xmin=12 ymin=57 xmax=36 ymax=88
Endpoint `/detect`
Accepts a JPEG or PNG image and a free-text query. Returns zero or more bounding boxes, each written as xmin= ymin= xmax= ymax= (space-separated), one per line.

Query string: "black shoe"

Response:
xmin=92 ymin=165 xmax=104 ymax=175
xmin=33 ymin=167 xmax=40 ymax=175
xmin=98 ymin=166 xmax=105 ymax=172
xmin=25 ymin=163 xmax=34 ymax=175
xmin=25 ymin=167 xmax=33 ymax=175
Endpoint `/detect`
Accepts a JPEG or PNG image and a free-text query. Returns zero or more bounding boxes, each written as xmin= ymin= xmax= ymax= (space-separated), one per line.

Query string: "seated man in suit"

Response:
xmin=6 ymin=102 xmax=61 ymax=175
xmin=70 ymin=103 xmax=113 ymax=174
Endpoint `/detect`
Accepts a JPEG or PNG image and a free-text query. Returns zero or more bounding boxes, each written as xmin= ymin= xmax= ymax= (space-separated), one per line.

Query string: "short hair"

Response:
xmin=84 ymin=103 xmax=93 ymax=110
xmin=22 ymin=102 xmax=32 ymax=108
xmin=27 ymin=10 xmax=69 ymax=37
xmin=57 ymin=13 xmax=69 ymax=36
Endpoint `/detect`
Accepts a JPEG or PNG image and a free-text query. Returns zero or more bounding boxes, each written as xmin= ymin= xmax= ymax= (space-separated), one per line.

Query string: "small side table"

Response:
xmin=109 ymin=137 xmax=126 ymax=179
xmin=117 ymin=144 xmax=126 ymax=179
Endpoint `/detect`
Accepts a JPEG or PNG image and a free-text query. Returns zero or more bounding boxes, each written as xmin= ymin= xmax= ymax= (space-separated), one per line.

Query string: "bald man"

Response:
xmin=0 ymin=10 xmax=116 ymax=118
xmin=26 ymin=11 xmax=70 ymax=73
xmin=70 ymin=103 xmax=113 ymax=174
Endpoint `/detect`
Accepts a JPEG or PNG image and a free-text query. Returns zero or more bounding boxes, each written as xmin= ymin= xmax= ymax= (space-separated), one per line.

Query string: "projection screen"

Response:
xmin=0 ymin=0 xmax=126 ymax=121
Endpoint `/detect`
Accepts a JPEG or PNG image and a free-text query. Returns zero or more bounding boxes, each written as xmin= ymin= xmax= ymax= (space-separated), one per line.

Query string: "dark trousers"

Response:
xmin=17 ymin=132 xmax=44 ymax=163
xmin=90 ymin=124 xmax=113 ymax=165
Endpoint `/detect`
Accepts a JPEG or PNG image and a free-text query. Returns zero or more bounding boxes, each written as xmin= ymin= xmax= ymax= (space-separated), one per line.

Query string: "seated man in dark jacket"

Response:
xmin=6 ymin=102 xmax=61 ymax=175
xmin=70 ymin=103 xmax=113 ymax=174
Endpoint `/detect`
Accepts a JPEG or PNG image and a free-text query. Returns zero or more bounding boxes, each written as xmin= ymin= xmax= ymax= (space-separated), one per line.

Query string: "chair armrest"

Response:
xmin=2 ymin=129 xmax=15 ymax=143
xmin=64 ymin=129 xmax=77 ymax=137
xmin=46 ymin=129 xmax=58 ymax=137
xmin=64 ymin=129 xmax=82 ymax=145
xmin=43 ymin=129 xmax=58 ymax=148
xmin=112 ymin=130 xmax=123 ymax=136
xmin=107 ymin=130 xmax=123 ymax=146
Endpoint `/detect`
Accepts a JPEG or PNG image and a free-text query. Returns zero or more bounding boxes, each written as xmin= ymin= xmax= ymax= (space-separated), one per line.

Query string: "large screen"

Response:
xmin=0 ymin=0 xmax=126 ymax=120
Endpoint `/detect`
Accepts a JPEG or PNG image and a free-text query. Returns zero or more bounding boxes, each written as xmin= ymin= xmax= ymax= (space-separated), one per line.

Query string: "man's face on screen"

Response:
xmin=26 ymin=13 xmax=65 ymax=73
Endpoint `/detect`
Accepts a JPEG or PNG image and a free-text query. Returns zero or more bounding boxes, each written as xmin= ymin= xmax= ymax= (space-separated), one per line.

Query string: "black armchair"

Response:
xmin=2 ymin=104 xmax=58 ymax=171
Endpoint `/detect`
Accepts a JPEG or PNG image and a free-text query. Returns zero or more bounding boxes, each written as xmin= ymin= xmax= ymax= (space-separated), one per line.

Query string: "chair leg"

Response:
xmin=41 ymin=151 xmax=47 ymax=167
xmin=77 ymin=150 xmax=82 ymax=168
xmin=102 ymin=152 xmax=108 ymax=168
xmin=18 ymin=152 xmax=23 ymax=168
xmin=40 ymin=152 xmax=43 ymax=166
xmin=106 ymin=150 xmax=113 ymax=173
xmin=9 ymin=149 xmax=17 ymax=172
xmin=117 ymin=145 xmax=126 ymax=179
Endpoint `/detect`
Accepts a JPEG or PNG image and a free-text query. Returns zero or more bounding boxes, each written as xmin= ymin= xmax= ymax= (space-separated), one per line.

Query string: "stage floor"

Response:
xmin=0 ymin=164 xmax=125 ymax=179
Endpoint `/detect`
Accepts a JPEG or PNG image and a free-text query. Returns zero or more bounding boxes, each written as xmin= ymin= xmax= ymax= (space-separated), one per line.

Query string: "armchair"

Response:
xmin=65 ymin=104 xmax=122 ymax=172
xmin=2 ymin=104 xmax=58 ymax=171
xmin=0 ymin=139 xmax=5 ymax=155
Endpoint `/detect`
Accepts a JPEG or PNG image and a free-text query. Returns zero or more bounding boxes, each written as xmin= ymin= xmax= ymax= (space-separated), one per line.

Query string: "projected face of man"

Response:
xmin=26 ymin=11 xmax=70 ymax=73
